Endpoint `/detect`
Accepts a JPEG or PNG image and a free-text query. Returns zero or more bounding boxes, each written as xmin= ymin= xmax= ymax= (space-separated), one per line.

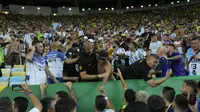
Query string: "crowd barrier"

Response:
xmin=0 ymin=76 xmax=200 ymax=112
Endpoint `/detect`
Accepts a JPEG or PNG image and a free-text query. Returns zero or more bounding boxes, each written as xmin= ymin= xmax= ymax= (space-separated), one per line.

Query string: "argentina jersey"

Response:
xmin=125 ymin=50 xmax=140 ymax=65
xmin=26 ymin=54 xmax=46 ymax=85
xmin=187 ymin=48 xmax=200 ymax=76
xmin=45 ymin=50 xmax=67 ymax=78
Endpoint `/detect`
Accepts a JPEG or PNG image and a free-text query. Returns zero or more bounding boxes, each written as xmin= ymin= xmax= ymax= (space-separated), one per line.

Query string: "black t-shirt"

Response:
xmin=121 ymin=59 xmax=152 ymax=82
xmin=78 ymin=51 xmax=98 ymax=75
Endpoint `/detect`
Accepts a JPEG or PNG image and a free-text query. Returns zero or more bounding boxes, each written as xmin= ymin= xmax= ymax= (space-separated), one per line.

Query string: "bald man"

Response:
xmin=78 ymin=41 xmax=111 ymax=85
xmin=155 ymin=46 xmax=171 ymax=77
xmin=45 ymin=42 xmax=78 ymax=84
xmin=121 ymin=54 xmax=172 ymax=88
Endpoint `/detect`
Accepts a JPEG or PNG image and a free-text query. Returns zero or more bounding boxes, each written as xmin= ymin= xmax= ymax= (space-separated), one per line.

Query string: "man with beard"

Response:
xmin=181 ymin=80 xmax=198 ymax=112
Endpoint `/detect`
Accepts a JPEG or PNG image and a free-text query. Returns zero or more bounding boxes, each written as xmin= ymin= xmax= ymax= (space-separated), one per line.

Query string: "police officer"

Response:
xmin=63 ymin=43 xmax=80 ymax=82
xmin=121 ymin=54 xmax=172 ymax=88
xmin=78 ymin=41 xmax=110 ymax=83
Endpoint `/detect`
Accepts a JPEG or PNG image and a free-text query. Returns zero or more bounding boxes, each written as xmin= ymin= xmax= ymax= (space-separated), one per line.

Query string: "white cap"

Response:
xmin=83 ymin=36 xmax=88 ymax=40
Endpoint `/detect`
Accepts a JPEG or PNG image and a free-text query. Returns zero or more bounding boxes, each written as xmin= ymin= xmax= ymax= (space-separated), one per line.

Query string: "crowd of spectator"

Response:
xmin=0 ymin=3 xmax=200 ymax=112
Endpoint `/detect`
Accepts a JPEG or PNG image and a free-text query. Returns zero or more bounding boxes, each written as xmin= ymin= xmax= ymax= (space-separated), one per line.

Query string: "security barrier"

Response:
xmin=0 ymin=76 xmax=199 ymax=112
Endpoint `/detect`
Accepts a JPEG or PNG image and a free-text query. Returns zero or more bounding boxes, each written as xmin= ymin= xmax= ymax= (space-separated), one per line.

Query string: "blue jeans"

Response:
xmin=48 ymin=77 xmax=64 ymax=84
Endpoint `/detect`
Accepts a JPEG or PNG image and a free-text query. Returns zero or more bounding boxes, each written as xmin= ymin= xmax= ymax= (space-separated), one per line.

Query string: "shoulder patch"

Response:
xmin=139 ymin=59 xmax=144 ymax=63
xmin=79 ymin=66 xmax=82 ymax=70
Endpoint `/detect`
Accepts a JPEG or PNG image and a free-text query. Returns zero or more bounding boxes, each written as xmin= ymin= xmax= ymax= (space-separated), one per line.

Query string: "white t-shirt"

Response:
xmin=29 ymin=108 xmax=40 ymax=112
xmin=149 ymin=41 xmax=163 ymax=54
xmin=26 ymin=54 xmax=46 ymax=85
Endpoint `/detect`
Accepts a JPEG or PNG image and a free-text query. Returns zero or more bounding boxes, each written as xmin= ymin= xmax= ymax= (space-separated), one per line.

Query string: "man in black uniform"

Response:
xmin=63 ymin=43 xmax=80 ymax=82
xmin=78 ymin=41 xmax=111 ymax=84
xmin=121 ymin=54 xmax=172 ymax=88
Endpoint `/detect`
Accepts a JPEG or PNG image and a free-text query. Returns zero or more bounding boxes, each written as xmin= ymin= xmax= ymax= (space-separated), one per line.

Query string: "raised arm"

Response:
xmin=40 ymin=84 xmax=48 ymax=99
xmin=26 ymin=46 xmax=35 ymax=62
xmin=99 ymin=88 xmax=115 ymax=111
xmin=22 ymin=84 xmax=43 ymax=111
xmin=115 ymin=68 xmax=128 ymax=92
xmin=64 ymin=82 xmax=77 ymax=103
xmin=99 ymin=63 xmax=112 ymax=89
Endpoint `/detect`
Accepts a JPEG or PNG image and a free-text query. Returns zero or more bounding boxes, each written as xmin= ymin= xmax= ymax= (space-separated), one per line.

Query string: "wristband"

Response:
xmin=105 ymin=96 xmax=108 ymax=100
xmin=26 ymin=92 xmax=32 ymax=96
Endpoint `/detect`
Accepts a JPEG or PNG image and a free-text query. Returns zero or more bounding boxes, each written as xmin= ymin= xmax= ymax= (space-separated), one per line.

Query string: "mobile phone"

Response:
xmin=12 ymin=85 xmax=24 ymax=91
xmin=189 ymin=94 xmax=196 ymax=105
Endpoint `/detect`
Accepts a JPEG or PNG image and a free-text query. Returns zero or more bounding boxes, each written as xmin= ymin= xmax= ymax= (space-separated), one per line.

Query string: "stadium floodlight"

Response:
xmin=53 ymin=13 xmax=57 ymax=16
xmin=105 ymin=7 xmax=108 ymax=10
xmin=111 ymin=8 xmax=114 ymax=10
xmin=171 ymin=2 xmax=174 ymax=4
xmin=69 ymin=8 xmax=72 ymax=10
xmin=88 ymin=8 xmax=91 ymax=11
xmin=4 ymin=11 xmax=9 ymax=14
xmin=82 ymin=8 xmax=85 ymax=11
xmin=148 ymin=4 xmax=151 ymax=6
xmin=155 ymin=4 xmax=158 ymax=6
xmin=131 ymin=6 xmax=134 ymax=8
xmin=37 ymin=7 xmax=40 ymax=10
xmin=63 ymin=6 xmax=65 ymax=8
xmin=187 ymin=0 xmax=190 ymax=2
xmin=141 ymin=5 xmax=144 ymax=8
xmin=126 ymin=7 xmax=129 ymax=9
xmin=98 ymin=8 xmax=101 ymax=11
xmin=22 ymin=7 xmax=25 ymax=9
xmin=177 ymin=1 xmax=180 ymax=3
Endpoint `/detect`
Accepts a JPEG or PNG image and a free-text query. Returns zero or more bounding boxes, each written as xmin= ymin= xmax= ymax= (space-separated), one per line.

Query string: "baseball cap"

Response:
xmin=83 ymin=36 xmax=88 ymax=40
xmin=98 ymin=50 xmax=109 ymax=60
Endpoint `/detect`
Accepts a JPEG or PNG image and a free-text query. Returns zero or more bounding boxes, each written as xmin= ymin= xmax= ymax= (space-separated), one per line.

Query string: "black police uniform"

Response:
xmin=121 ymin=59 xmax=152 ymax=82
xmin=78 ymin=51 xmax=99 ymax=81
xmin=63 ymin=47 xmax=80 ymax=79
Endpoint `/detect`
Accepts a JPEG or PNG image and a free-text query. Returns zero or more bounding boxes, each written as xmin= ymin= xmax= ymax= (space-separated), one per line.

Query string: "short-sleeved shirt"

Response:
xmin=29 ymin=107 xmax=40 ymax=112
xmin=156 ymin=57 xmax=170 ymax=77
xmin=125 ymin=51 xmax=140 ymax=65
xmin=26 ymin=54 xmax=46 ymax=85
xmin=135 ymin=49 xmax=147 ymax=60
xmin=45 ymin=50 xmax=67 ymax=78
xmin=149 ymin=41 xmax=163 ymax=54
xmin=186 ymin=48 xmax=200 ymax=76
xmin=169 ymin=52 xmax=188 ymax=76
xmin=121 ymin=59 xmax=152 ymax=82
xmin=78 ymin=51 xmax=99 ymax=81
